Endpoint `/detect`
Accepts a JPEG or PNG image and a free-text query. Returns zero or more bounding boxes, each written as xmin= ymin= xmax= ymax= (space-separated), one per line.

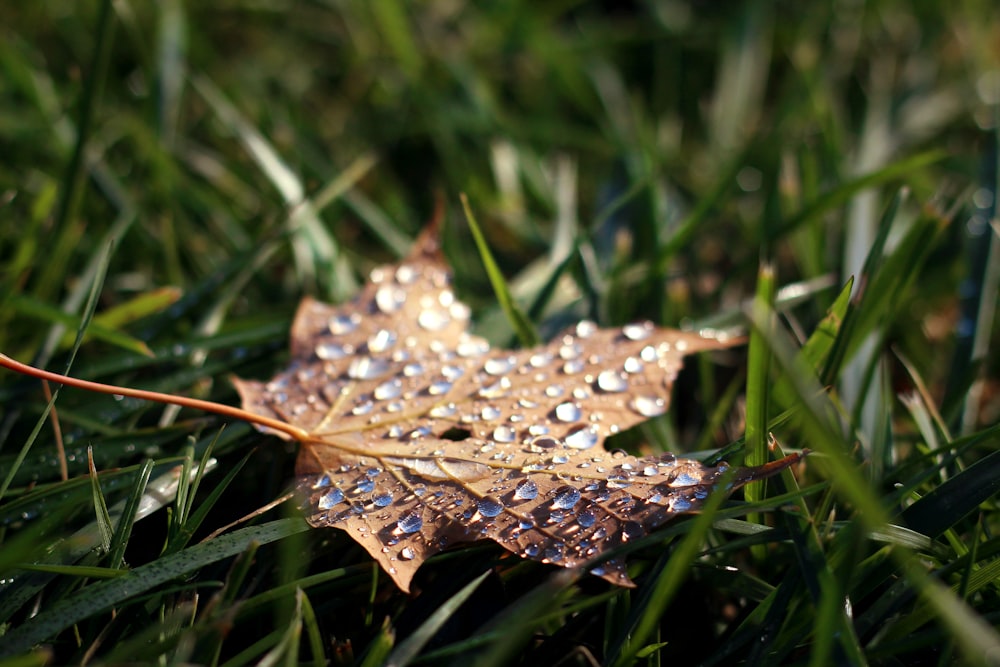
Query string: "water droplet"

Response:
xmin=418 ymin=309 xmax=450 ymax=331
xmin=559 ymin=343 xmax=582 ymax=360
xmin=376 ymin=285 xmax=406 ymax=313
xmin=368 ymin=329 xmax=398 ymax=353
xmin=428 ymin=379 xmax=452 ymax=395
xmin=374 ymin=493 xmax=393 ymax=507
xmin=478 ymin=377 xmax=512 ymax=398
xmin=551 ymin=486 xmax=581 ymax=510
xmin=484 ymin=356 xmax=515 ymax=376
xmin=395 ymin=264 xmax=417 ymax=284
xmin=525 ymin=543 xmax=540 ymax=557
xmin=554 ymin=402 xmax=581 ymax=422
xmin=672 ymin=471 xmax=699 ymax=486
xmin=577 ymin=509 xmax=596 ymax=528
xmin=356 ymin=479 xmax=375 ymax=493
xmin=529 ymin=352 xmax=553 ymax=368
xmin=596 ymin=370 xmax=628 ymax=393
xmin=623 ymin=322 xmax=652 ymax=341
xmin=624 ymin=356 xmax=643 ymax=374
xmin=544 ymin=545 xmax=564 ymax=562
xmin=349 ymin=356 xmax=390 ymax=380
xmin=545 ymin=385 xmax=565 ymax=398
xmin=457 ymin=337 xmax=490 ymax=357
xmin=481 ymin=405 xmax=502 ymax=421
xmin=316 ymin=342 xmax=349 ymax=360
xmin=642 ymin=465 xmax=658 ymax=476
xmin=529 ymin=435 xmax=559 ymax=449
xmin=631 ymin=395 xmax=666 ymax=417
xmin=328 ymin=313 xmax=360 ymax=335
xmin=640 ymin=345 xmax=658 ymax=362
xmin=313 ymin=475 xmax=332 ymax=489
xmin=477 ymin=496 xmax=504 ymax=518
xmin=396 ymin=512 xmax=423 ymax=534
xmin=563 ymin=360 xmax=585 ymax=374
xmin=528 ymin=424 xmax=549 ymax=436
xmin=493 ymin=425 xmax=517 ymax=443
xmin=565 ymin=425 xmax=599 ymax=450
xmin=429 ymin=403 xmax=457 ymax=418
xmin=318 ymin=488 xmax=344 ymax=509
xmin=576 ymin=320 xmax=597 ymax=338
xmin=671 ymin=497 xmax=692 ymax=511
xmin=374 ymin=379 xmax=402 ymax=400
xmin=403 ymin=363 xmax=424 ymax=377
xmin=514 ymin=479 xmax=539 ymax=500
xmin=400 ymin=546 xmax=416 ymax=560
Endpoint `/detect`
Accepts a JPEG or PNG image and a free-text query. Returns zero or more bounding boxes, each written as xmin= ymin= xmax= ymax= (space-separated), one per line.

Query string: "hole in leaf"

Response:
xmin=440 ymin=427 xmax=472 ymax=441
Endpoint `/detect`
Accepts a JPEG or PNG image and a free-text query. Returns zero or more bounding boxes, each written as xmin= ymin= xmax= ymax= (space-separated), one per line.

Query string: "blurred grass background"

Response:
xmin=1 ymin=1 xmax=999 ymax=665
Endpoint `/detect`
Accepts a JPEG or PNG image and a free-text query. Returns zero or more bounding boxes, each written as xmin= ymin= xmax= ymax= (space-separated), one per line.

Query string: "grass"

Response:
xmin=1 ymin=1 xmax=999 ymax=664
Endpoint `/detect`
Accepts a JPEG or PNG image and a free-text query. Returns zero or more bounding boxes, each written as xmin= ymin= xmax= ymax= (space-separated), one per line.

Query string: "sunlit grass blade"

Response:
xmin=743 ymin=261 xmax=775 ymax=523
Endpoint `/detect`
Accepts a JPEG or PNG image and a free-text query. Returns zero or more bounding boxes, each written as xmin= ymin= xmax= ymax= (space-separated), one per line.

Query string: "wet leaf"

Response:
xmin=234 ymin=226 xmax=802 ymax=591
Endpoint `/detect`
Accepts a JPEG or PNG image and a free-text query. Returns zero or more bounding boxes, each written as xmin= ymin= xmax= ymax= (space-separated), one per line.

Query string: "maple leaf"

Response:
xmin=232 ymin=225 xmax=802 ymax=592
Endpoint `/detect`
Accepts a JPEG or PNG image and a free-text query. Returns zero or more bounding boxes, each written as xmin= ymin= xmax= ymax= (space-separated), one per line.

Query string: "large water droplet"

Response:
xmin=352 ymin=400 xmax=374 ymax=416
xmin=481 ymin=405 xmax=502 ymax=421
xmin=396 ymin=512 xmax=423 ymax=534
xmin=399 ymin=546 xmax=416 ymax=560
xmin=554 ymin=402 xmax=582 ymax=422
xmin=484 ymin=356 xmax=515 ymax=376
xmin=376 ymin=285 xmax=406 ymax=313
xmin=631 ymin=395 xmax=666 ymax=417
xmin=563 ymin=360 xmax=585 ymax=374
xmin=319 ymin=488 xmax=344 ymax=509
xmin=577 ymin=508 xmax=596 ymax=528
xmin=575 ymin=320 xmax=597 ymax=338
xmin=457 ymin=337 xmax=490 ymax=358
xmin=328 ymin=313 xmax=360 ymax=335
xmin=514 ymin=479 xmax=539 ymax=500
xmin=622 ymin=322 xmax=653 ymax=341
xmin=623 ymin=356 xmax=643 ymax=374
xmin=316 ymin=342 xmax=349 ymax=360
xmin=356 ymin=479 xmax=375 ymax=493
xmin=395 ymin=264 xmax=417 ymax=284
xmin=428 ymin=379 xmax=452 ymax=395
xmin=478 ymin=377 xmax=512 ymax=398
xmin=565 ymin=425 xmax=599 ymax=450
xmin=429 ymin=403 xmax=457 ymax=418
xmin=559 ymin=343 xmax=582 ymax=360
xmin=373 ymin=493 xmax=393 ymax=507
xmin=545 ymin=385 xmax=565 ymax=398
xmin=524 ymin=543 xmax=540 ymax=557
xmin=477 ymin=496 xmax=504 ymax=518
xmin=596 ymin=369 xmax=628 ymax=393
xmin=418 ymin=309 xmax=450 ymax=331
xmin=529 ymin=352 xmax=553 ymax=368
xmin=349 ymin=356 xmax=390 ymax=380
xmin=368 ymin=329 xmax=398 ymax=353
xmin=493 ymin=425 xmax=517 ymax=443
xmin=551 ymin=485 xmax=581 ymax=510
xmin=374 ymin=379 xmax=402 ymax=400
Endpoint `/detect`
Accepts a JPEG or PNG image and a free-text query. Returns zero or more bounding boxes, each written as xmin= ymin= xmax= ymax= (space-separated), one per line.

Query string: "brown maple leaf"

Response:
xmin=231 ymin=225 xmax=801 ymax=592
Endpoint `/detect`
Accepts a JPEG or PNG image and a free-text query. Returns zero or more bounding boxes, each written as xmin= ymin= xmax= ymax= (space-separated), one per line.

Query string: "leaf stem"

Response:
xmin=0 ymin=353 xmax=310 ymax=442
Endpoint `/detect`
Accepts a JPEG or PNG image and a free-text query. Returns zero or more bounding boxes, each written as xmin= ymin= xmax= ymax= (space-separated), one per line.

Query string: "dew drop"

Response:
xmin=493 ymin=425 xmax=517 ymax=443
xmin=395 ymin=264 xmax=417 ymax=284
xmin=672 ymin=471 xmax=699 ymax=487
xmin=349 ymin=356 xmax=390 ymax=380
xmin=404 ymin=363 xmax=425 ymax=377
xmin=428 ymin=379 xmax=452 ymax=395
xmin=562 ymin=360 xmax=585 ymax=375
xmin=457 ymin=337 xmax=490 ymax=357
xmin=478 ymin=377 xmax=512 ymax=398
xmin=477 ymin=496 xmax=504 ymax=518
xmin=640 ymin=345 xmax=658 ymax=362
xmin=328 ymin=313 xmax=360 ymax=335
xmin=375 ymin=285 xmax=406 ymax=313
xmin=672 ymin=497 xmax=692 ymax=511
xmin=529 ymin=352 xmax=553 ymax=368
xmin=643 ymin=465 xmax=658 ymax=476
xmin=313 ymin=475 xmax=332 ymax=489
xmin=577 ymin=509 xmax=596 ymax=528
xmin=400 ymin=546 xmax=416 ymax=560
xmin=565 ymin=425 xmax=600 ymax=450
xmin=631 ymin=395 xmax=667 ymax=417
xmin=544 ymin=545 xmax=564 ymax=563
xmin=514 ymin=479 xmax=539 ymax=500
xmin=356 ymin=479 xmax=375 ymax=493
xmin=373 ymin=493 xmax=393 ymax=507
xmin=623 ymin=356 xmax=643 ymax=374
xmin=316 ymin=342 xmax=349 ymax=360
xmin=374 ymin=379 xmax=403 ymax=400
xmin=429 ymin=403 xmax=457 ymax=418
xmin=529 ymin=435 xmax=559 ymax=449
xmin=545 ymin=384 xmax=565 ymax=398
xmin=484 ymin=356 xmax=515 ymax=376
xmin=596 ymin=369 xmax=628 ymax=393
xmin=554 ymin=402 xmax=581 ymax=422
xmin=551 ymin=485 xmax=581 ymax=510
xmin=318 ymin=488 xmax=344 ymax=509
xmin=481 ymin=405 xmax=502 ymax=421
xmin=559 ymin=343 xmax=582 ymax=360
xmin=576 ymin=320 xmax=597 ymax=338
xmin=418 ymin=309 xmax=451 ymax=331
xmin=622 ymin=322 xmax=653 ymax=341
xmin=368 ymin=329 xmax=398 ymax=353
xmin=396 ymin=512 xmax=423 ymax=534
xmin=524 ymin=543 xmax=540 ymax=557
